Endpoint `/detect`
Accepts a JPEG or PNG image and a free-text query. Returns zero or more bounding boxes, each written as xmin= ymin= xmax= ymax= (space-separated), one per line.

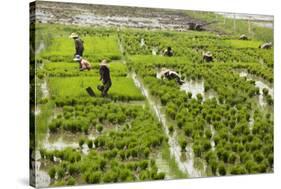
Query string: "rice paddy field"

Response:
xmin=31 ymin=4 xmax=273 ymax=187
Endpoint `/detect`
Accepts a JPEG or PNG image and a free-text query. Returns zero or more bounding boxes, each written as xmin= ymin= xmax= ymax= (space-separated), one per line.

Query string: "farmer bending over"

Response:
xmin=97 ymin=60 xmax=112 ymax=97
xmin=73 ymin=55 xmax=91 ymax=71
xmin=163 ymin=46 xmax=174 ymax=57
xmin=158 ymin=68 xmax=184 ymax=85
xmin=69 ymin=32 xmax=84 ymax=57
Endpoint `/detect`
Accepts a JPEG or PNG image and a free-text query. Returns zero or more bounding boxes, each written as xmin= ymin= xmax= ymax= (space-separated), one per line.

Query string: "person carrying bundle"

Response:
xmin=73 ymin=55 xmax=91 ymax=71
xmin=69 ymin=32 xmax=84 ymax=57
xmin=97 ymin=60 xmax=112 ymax=97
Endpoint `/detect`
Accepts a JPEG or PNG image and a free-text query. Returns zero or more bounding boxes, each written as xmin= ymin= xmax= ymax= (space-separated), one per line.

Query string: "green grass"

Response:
xmin=41 ymin=35 xmax=121 ymax=62
xmin=225 ymin=40 xmax=262 ymax=48
xmin=48 ymin=76 xmax=144 ymax=100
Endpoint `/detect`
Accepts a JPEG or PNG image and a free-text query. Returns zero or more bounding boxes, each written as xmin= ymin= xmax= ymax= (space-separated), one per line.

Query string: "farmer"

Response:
xmin=73 ymin=55 xmax=91 ymax=71
xmin=158 ymin=68 xmax=184 ymax=85
xmin=163 ymin=46 xmax=174 ymax=57
xmin=97 ymin=60 xmax=112 ymax=97
xmin=239 ymin=34 xmax=248 ymax=40
xmin=203 ymin=51 xmax=213 ymax=62
xmin=69 ymin=32 xmax=84 ymax=57
xmin=259 ymin=42 xmax=272 ymax=49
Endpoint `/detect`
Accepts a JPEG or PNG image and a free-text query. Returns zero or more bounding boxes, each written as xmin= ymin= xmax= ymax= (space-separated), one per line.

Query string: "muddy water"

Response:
xmin=180 ymin=80 xmax=204 ymax=98
xmin=239 ymin=70 xmax=273 ymax=106
xmin=34 ymin=151 xmax=51 ymax=187
xmin=132 ymin=72 xmax=202 ymax=177
xmin=43 ymin=130 xmax=96 ymax=154
xmin=156 ymin=70 xmax=216 ymax=101
xmin=154 ymin=153 xmax=173 ymax=179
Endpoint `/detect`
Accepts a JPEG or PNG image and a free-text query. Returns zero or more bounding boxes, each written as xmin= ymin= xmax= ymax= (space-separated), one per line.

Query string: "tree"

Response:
xmin=87 ymin=140 xmax=93 ymax=149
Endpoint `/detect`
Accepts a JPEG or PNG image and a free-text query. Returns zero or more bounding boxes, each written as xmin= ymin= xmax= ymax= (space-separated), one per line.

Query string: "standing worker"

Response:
xmin=69 ymin=32 xmax=84 ymax=57
xmin=97 ymin=60 xmax=112 ymax=97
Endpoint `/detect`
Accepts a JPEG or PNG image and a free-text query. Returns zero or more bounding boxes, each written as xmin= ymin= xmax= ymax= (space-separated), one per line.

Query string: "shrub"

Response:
xmin=87 ymin=140 xmax=93 ymax=149
xmin=139 ymin=160 xmax=149 ymax=170
xmin=168 ymin=125 xmax=174 ymax=134
xmin=66 ymin=177 xmax=76 ymax=185
xmin=154 ymin=172 xmax=165 ymax=180
xmin=179 ymin=136 xmax=187 ymax=152
xmin=183 ymin=124 xmax=193 ymax=137
xmin=57 ymin=167 xmax=65 ymax=179
xmin=139 ymin=170 xmax=150 ymax=181
xmin=48 ymin=167 xmax=56 ymax=179
xmin=205 ymin=128 xmax=212 ymax=139
xmin=85 ymin=171 xmax=102 ymax=184
xmin=253 ymin=151 xmax=264 ymax=163
xmin=68 ymin=164 xmax=79 ymax=176
xmin=262 ymin=88 xmax=269 ymax=96
xmin=79 ymin=137 xmax=86 ymax=148
xmin=230 ymin=165 xmax=246 ymax=175
xmin=102 ymin=171 xmax=118 ymax=183
xmin=196 ymin=94 xmax=203 ymax=102
xmin=97 ymin=124 xmax=104 ymax=133
xmin=119 ymin=168 xmax=132 ymax=181
xmin=218 ymin=163 xmax=226 ymax=176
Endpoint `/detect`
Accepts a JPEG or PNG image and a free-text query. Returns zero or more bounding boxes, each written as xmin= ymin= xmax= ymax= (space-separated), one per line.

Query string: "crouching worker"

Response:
xmin=163 ymin=46 xmax=174 ymax=57
xmin=97 ymin=60 xmax=112 ymax=97
xmin=158 ymin=68 xmax=184 ymax=85
xmin=73 ymin=55 xmax=91 ymax=71
xmin=203 ymin=51 xmax=213 ymax=62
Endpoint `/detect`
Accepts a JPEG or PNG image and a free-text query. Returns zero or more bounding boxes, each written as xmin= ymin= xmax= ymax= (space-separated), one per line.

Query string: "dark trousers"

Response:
xmin=97 ymin=80 xmax=112 ymax=97
xmin=75 ymin=48 xmax=84 ymax=57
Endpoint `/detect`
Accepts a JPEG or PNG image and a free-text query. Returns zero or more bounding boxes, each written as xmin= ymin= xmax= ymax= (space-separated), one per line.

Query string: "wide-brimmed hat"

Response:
xmin=69 ymin=33 xmax=79 ymax=38
xmin=204 ymin=51 xmax=212 ymax=57
xmin=100 ymin=59 xmax=108 ymax=66
xmin=73 ymin=55 xmax=82 ymax=61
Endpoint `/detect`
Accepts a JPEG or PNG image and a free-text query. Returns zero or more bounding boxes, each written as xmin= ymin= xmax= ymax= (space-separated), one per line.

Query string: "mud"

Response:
xmin=34 ymin=1 xmax=198 ymax=31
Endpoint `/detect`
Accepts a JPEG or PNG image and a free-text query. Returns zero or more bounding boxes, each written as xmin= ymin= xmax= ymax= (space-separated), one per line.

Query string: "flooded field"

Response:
xmin=239 ymin=70 xmax=273 ymax=106
xmin=31 ymin=1 xmax=273 ymax=187
xmin=132 ymin=72 xmax=202 ymax=177
xmin=180 ymin=80 xmax=217 ymax=101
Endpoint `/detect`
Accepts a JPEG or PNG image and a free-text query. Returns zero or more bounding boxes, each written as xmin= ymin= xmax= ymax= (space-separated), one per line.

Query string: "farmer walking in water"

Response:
xmin=69 ymin=32 xmax=84 ymax=57
xmin=97 ymin=60 xmax=112 ymax=97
